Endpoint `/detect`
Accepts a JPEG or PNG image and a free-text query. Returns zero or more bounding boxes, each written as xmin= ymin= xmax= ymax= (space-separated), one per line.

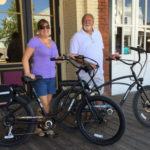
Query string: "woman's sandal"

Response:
xmin=35 ymin=127 xmax=45 ymax=137
xmin=46 ymin=130 xmax=55 ymax=135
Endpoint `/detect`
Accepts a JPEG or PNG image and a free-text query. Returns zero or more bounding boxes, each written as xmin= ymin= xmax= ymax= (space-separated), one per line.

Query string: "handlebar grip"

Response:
xmin=50 ymin=57 xmax=65 ymax=61
xmin=106 ymin=56 xmax=120 ymax=61
xmin=106 ymin=57 xmax=113 ymax=61
xmin=130 ymin=46 xmax=145 ymax=53
xmin=74 ymin=55 xmax=84 ymax=59
xmin=51 ymin=57 xmax=56 ymax=61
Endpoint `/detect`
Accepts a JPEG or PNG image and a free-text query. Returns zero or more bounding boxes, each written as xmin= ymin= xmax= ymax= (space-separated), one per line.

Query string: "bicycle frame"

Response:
xmin=97 ymin=75 xmax=144 ymax=106
xmin=60 ymin=64 xmax=115 ymax=122
xmin=96 ymin=47 xmax=150 ymax=107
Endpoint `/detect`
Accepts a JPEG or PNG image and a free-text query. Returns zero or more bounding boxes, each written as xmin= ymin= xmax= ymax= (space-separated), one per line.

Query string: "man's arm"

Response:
xmin=69 ymin=53 xmax=97 ymax=69
xmin=104 ymin=50 xmax=121 ymax=60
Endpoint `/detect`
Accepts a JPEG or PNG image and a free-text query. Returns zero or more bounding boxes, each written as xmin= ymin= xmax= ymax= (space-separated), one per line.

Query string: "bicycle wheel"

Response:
xmin=52 ymin=88 xmax=82 ymax=132
xmin=0 ymin=96 xmax=34 ymax=146
xmin=133 ymin=85 xmax=150 ymax=127
xmin=76 ymin=96 xmax=126 ymax=145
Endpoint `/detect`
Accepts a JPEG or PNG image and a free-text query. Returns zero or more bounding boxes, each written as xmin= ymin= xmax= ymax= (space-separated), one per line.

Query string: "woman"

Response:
xmin=22 ymin=19 xmax=59 ymax=136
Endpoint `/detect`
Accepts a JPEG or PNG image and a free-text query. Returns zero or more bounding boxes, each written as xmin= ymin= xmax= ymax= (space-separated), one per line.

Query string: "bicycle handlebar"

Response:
xmin=51 ymin=55 xmax=99 ymax=69
xmin=130 ymin=46 xmax=146 ymax=53
xmin=106 ymin=46 xmax=147 ymax=79
xmin=50 ymin=55 xmax=99 ymax=79
xmin=106 ymin=46 xmax=146 ymax=65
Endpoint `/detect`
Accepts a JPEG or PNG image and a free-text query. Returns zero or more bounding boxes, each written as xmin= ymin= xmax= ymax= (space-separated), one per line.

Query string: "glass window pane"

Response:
xmin=115 ymin=0 xmax=123 ymax=24
xmin=124 ymin=0 xmax=132 ymax=25
xmin=32 ymin=0 xmax=50 ymax=15
xmin=146 ymin=28 xmax=150 ymax=53
xmin=0 ymin=0 xmax=20 ymax=12
xmin=139 ymin=0 xmax=145 ymax=25
xmin=147 ymin=0 xmax=150 ymax=25
xmin=138 ymin=28 xmax=144 ymax=48
xmin=31 ymin=0 xmax=53 ymax=38
xmin=124 ymin=28 xmax=131 ymax=54
xmin=115 ymin=27 xmax=122 ymax=54
xmin=0 ymin=13 xmax=23 ymax=63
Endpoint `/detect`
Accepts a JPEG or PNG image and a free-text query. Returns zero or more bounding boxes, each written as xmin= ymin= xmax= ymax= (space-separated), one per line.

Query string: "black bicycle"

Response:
xmin=0 ymin=55 xmax=126 ymax=146
xmin=56 ymin=46 xmax=150 ymax=129
xmin=98 ymin=46 xmax=150 ymax=128
xmin=51 ymin=55 xmax=126 ymax=145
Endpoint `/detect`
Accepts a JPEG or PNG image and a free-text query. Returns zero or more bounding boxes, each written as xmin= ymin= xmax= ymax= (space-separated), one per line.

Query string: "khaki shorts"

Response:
xmin=80 ymin=74 xmax=104 ymax=95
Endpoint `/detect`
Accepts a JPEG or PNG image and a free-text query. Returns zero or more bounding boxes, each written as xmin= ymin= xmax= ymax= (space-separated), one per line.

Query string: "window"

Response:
xmin=0 ymin=0 xmax=24 ymax=63
xmin=31 ymin=0 xmax=56 ymax=41
xmin=138 ymin=0 xmax=150 ymax=52
xmin=113 ymin=0 xmax=132 ymax=55
xmin=112 ymin=0 xmax=150 ymax=54
xmin=124 ymin=17 xmax=128 ymax=24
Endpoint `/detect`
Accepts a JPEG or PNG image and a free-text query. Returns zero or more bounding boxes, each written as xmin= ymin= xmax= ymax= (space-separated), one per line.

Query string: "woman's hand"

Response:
xmin=56 ymin=56 xmax=64 ymax=64
xmin=25 ymin=73 xmax=35 ymax=79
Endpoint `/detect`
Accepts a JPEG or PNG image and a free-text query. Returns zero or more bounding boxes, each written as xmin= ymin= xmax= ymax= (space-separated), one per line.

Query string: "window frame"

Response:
xmin=0 ymin=0 xmax=24 ymax=66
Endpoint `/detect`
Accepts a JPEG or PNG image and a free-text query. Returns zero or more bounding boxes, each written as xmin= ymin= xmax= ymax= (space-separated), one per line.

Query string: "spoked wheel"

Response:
xmin=0 ymin=96 xmax=34 ymax=146
xmin=52 ymin=88 xmax=82 ymax=132
xmin=76 ymin=96 xmax=126 ymax=146
xmin=133 ymin=85 xmax=150 ymax=127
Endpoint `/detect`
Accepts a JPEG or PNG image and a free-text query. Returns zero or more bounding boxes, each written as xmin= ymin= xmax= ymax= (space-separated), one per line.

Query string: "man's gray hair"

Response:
xmin=82 ymin=13 xmax=94 ymax=24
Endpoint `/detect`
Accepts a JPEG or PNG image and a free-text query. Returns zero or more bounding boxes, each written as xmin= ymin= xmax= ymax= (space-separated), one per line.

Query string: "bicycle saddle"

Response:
xmin=22 ymin=75 xmax=42 ymax=83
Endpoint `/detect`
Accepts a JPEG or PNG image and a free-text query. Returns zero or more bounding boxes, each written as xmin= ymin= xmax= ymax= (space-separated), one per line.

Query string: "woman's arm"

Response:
xmin=22 ymin=47 xmax=35 ymax=79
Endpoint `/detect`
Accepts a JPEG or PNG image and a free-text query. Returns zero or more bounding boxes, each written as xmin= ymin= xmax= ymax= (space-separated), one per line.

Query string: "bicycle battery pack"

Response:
xmin=0 ymin=85 xmax=13 ymax=107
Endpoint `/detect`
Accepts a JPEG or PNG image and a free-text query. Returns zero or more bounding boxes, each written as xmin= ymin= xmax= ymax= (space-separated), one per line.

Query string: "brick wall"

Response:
xmin=98 ymin=0 xmax=110 ymax=82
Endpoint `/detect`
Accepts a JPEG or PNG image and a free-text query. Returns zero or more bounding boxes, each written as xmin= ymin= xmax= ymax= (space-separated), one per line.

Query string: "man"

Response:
xmin=70 ymin=13 xmax=119 ymax=93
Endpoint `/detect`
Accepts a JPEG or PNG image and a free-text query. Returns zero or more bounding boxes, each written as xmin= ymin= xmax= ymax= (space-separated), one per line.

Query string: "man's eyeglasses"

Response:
xmin=39 ymin=25 xmax=50 ymax=30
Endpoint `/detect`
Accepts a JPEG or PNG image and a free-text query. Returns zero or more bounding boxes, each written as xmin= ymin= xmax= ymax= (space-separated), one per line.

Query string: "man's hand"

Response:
xmin=110 ymin=52 xmax=121 ymax=60
xmin=68 ymin=53 xmax=97 ymax=69
xmin=68 ymin=53 xmax=79 ymax=59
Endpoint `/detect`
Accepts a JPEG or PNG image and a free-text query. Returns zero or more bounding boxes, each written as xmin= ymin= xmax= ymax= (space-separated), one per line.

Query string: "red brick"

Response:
xmin=98 ymin=0 xmax=110 ymax=82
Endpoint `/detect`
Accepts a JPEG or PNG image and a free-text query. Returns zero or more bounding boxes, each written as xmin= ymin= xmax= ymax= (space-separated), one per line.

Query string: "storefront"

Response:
xmin=111 ymin=0 xmax=150 ymax=94
xmin=0 ymin=0 xmax=150 ymax=95
xmin=0 ymin=0 xmax=60 ymax=85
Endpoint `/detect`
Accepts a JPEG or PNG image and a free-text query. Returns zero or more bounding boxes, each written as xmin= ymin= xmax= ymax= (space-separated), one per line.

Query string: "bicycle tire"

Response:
xmin=52 ymin=88 xmax=82 ymax=132
xmin=133 ymin=85 xmax=150 ymax=127
xmin=76 ymin=96 xmax=126 ymax=145
xmin=0 ymin=96 xmax=34 ymax=146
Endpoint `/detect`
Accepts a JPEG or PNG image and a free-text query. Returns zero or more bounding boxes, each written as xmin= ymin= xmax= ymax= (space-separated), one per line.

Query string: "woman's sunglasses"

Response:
xmin=39 ymin=25 xmax=50 ymax=30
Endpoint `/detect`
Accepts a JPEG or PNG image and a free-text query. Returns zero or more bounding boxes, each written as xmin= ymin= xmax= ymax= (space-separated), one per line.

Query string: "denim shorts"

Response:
xmin=33 ymin=77 xmax=56 ymax=96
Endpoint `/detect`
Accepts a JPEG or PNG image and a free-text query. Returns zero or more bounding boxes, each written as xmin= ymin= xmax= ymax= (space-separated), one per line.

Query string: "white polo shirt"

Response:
xmin=70 ymin=29 xmax=104 ymax=76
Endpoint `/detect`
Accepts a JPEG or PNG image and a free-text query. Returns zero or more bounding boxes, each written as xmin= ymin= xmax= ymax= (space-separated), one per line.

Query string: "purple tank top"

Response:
xmin=27 ymin=37 xmax=58 ymax=78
